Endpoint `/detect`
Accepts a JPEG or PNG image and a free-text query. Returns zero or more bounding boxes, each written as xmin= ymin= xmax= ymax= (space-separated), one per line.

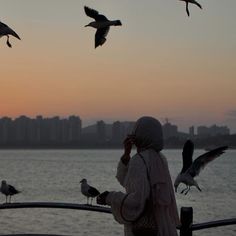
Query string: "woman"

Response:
xmin=97 ymin=116 xmax=180 ymax=236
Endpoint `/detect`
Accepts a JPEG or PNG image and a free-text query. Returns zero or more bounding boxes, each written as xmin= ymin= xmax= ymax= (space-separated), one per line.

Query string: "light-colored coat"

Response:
xmin=106 ymin=149 xmax=180 ymax=236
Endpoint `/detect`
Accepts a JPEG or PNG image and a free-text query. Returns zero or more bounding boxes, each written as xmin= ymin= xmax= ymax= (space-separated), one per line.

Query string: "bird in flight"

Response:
xmin=179 ymin=0 xmax=202 ymax=17
xmin=84 ymin=6 xmax=122 ymax=48
xmin=0 ymin=21 xmax=21 ymax=48
xmin=0 ymin=180 xmax=21 ymax=203
xmin=174 ymin=140 xmax=228 ymax=195
xmin=80 ymin=178 xmax=100 ymax=205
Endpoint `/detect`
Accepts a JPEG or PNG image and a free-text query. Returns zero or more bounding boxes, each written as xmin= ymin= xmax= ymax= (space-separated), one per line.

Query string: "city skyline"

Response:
xmin=0 ymin=115 xmax=234 ymax=149
xmin=1 ymin=1 xmax=236 ymax=133
xmin=0 ymin=114 xmax=233 ymax=134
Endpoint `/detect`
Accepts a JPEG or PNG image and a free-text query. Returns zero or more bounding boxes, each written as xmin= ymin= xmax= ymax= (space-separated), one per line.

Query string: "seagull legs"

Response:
xmin=184 ymin=186 xmax=191 ymax=195
xmin=181 ymin=185 xmax=191 ymax=195
xmin=186 ymin=2 xmax=190 ymax=17
xmin=196 ymin=185 xmax=202 ymax=192
xmin=181 ymin=186 xmax=188 ymax=194
xmin=180 ymin=184 xmax=201 ymax=195
xmin=6 ymin=35 xmax=12 ymax=48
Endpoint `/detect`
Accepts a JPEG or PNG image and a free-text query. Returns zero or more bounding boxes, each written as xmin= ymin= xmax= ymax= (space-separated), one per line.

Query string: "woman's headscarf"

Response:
xmin=132 ymin=116 xmax=164 ymax=152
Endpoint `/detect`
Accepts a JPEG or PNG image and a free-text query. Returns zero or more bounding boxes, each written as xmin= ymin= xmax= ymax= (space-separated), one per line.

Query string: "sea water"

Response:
xmin=0 ymin=149 xmax=235 ymax=236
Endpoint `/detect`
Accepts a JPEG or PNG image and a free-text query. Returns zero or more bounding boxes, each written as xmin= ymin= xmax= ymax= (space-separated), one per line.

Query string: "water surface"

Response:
xmin=0 ymin=149 xmax=235 ymax=235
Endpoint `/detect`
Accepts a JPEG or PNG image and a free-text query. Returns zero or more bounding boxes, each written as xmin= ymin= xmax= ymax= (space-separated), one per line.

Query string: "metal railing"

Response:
xmin=0 ymin=203 xmax=235 ymax=236
xmin=179 ymin=207 xmax=236 ymax=236
xmin=0 ymin=202 xmax=111 ymax=214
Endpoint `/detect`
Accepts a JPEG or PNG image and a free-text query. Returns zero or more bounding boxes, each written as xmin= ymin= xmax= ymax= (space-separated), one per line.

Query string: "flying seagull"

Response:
xmin=179 ymin=0 xmax=202 ymax=17
xmin=174 ymin=140 xmax=228 ymax=195
xmin=0 ymin=180 xmax=21 ymax=203
xmin=0 ymin=21 xmax=21 ymax=48
xmin=84 ymin=6 xmax=122 ymax=48
xmin=80 ymin=178 xmax=100 ymax=205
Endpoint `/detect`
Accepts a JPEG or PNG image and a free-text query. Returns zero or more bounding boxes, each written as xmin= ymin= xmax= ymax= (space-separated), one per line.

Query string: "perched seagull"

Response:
xmin=0 ymin=21 xmax=21 ymax=48
xmin=80 ymin=178 xmax=100 ymax=205
xmin=174 ymin=140 xmax=228 ymax=195
xmin=84 ymin=6 xmax=122 ymax=48
xmin=179 ymin=0 xmax=202 ymax=17
xmin=0 ymin=180 xmax=21 ymax=203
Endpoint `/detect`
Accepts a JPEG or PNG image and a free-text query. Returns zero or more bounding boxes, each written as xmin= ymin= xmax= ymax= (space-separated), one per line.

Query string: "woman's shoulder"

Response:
xmin=130 ymin=153 xmax=144 ymax=166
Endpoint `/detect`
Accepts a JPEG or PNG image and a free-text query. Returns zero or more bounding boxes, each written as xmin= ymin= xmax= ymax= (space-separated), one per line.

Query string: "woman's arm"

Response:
xmin=116 ymin=158 xmax=129 ymax=187
xmin=116 ymin=135 xmax=134 ymax=186
xmin=107 ymin=157 xmax=150 ymax=224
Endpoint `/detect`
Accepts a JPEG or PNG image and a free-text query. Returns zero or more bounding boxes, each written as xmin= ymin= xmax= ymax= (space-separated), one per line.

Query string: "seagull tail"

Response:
xmin=114 ymin=20 xmax=122 ymax=26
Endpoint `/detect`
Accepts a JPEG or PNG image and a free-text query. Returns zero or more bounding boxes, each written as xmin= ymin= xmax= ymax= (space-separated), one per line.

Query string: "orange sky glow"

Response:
xmin=1 ymin=0 xmax=236 ymax=132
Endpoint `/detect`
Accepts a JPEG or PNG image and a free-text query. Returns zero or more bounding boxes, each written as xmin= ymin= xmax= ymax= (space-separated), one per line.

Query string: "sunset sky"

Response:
xmin=1 ymin=0 xmax=236 ymax=132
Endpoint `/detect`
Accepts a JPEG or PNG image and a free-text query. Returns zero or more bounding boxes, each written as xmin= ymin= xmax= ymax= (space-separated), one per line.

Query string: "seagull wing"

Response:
xmin=8 ymin=185 xmax=20 ymax=194
xmin=88 ymin=186 xmax=100 ymax=196
xmin=187 ymin=146 xmax=228 ymax=177
xmin=181 ymin=140 xmax=194 ymax=173
xmin=95 ymin=27 xmax=110 ymax=48
xmin=0 ymin=22 xmax=21 ymax=40
xmin=84 ymin=6 xmax=108 ymax=21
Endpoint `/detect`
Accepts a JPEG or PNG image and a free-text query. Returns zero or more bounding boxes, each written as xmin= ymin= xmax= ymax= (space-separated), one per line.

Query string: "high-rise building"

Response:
xmin=68 ymin=116 xmax=82 ymax=143
xmin=0 ymin=117 xmax=12 ymax=144
xmin=197 ymin=125 xmax=230 ymax=137
xmin=162 ymin=120 xmax=178 ymax=139
xmin=112 ymin=121 xmax=123 ymax=143
xmin=189 ymin=126 xmax=195 ymax=137
xmin=96 ymin=120 xmax=106 ymax=142
xmin=14 ymin=116 xmax=30 ymax=144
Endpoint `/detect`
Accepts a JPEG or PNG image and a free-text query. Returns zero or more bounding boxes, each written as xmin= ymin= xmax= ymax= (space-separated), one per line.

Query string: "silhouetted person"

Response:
xmin=97 ymin=116 xmax=180 ymax=236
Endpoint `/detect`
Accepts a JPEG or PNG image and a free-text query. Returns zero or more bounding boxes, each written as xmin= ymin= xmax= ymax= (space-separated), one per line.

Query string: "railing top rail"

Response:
xmin=0 ymin=202 xmax=111 ymax=214
xmin=191 ymin=218 xmax=236 ymax=231
xmin=0 ymin=234 xmax=67 ymax=236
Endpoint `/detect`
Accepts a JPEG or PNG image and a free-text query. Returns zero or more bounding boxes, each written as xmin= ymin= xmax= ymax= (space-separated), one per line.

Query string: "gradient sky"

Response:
xmin=1 ymin=0 xmax=236 ymax=132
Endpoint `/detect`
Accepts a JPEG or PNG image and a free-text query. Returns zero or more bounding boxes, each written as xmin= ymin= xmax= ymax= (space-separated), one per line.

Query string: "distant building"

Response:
xmin=49 ymin=116 xmax=60 ymax=143
xmin=162 ymin=120 xmax=178 ymax=139
xmin=0 ymin=117 xmax=12 ymax=144
xmin=197 ymin=125 xmax=230 ymax=137
xmin=14 ymin=116 xmax=30 ymax=144
xmin=189 ymin=126 xmax=195 ymax=137
xmin=68 ymin=116 xmax=82 ymax=143
xmin=112 ymin=121 xmax=123 ymax=143
xmin=123 ymin=121 xmax=135 ymax=136
xmin=96 ymin=120 xmax=106 ymax=142
xmin=0 ymin=115 xmax=82 ymax=146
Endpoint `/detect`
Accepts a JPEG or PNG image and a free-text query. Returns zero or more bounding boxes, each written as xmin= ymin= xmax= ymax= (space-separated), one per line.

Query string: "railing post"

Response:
xmin=180 ymin=207 xmax=193 ymax=236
